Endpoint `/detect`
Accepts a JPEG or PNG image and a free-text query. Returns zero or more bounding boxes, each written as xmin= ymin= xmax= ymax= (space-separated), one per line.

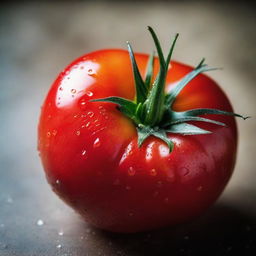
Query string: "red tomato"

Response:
xmin=38 ymin=28 xmax=243 ymax=233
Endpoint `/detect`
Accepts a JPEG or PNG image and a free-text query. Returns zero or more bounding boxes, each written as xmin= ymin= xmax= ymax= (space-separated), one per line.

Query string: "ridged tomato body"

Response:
xmin=38 ymin=49 xmax=237 ymax=233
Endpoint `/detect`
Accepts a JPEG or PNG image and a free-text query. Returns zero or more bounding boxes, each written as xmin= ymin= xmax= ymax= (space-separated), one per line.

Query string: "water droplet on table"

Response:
xmin=58 ymin=231 xmax=64 ymax=236
xmin=36 ymin=219 xmax=44 ymax=226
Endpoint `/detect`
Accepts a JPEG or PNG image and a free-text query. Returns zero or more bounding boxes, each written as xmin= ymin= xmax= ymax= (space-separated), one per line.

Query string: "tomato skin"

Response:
xmin=38 ymin=49 xmax=237 ymax=233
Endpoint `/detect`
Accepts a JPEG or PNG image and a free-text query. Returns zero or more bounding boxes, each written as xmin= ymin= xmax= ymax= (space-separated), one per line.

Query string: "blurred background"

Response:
xmin=0 ymin=0 xmax=255 ymax=255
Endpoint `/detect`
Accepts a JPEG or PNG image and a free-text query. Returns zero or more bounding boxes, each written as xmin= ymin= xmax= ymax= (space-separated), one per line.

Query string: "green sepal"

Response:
xmin=144 ymin=51 xmax=155 ymax=89
xmin=137 ymin=125 xmax=174 ymax=152
xmin=127 ymin=42 xmax=147 ymax=103
xmin=90 ymin=96 xmax=140 ymax=124
xmin=180 ymin=108 xmax=249 ymax=120
xmin=147 ymin=26 xmax=166 ymax=69
xmin=165 ymin=33 xmax=179 ymax=72
xmin=137 ymin=126 xmax=152 ymax=147
xmin=143 ymin=27 xmax=168 ymax=125
xmin=90 ymin=27 xmax=248 ymax=153
xmin=163 ymin=114 xmax=226 ymax=127
xmin=166 ymin=123 xmax=211 ymax=135
xmin=165 ymin=61 xmax=219 ymax=107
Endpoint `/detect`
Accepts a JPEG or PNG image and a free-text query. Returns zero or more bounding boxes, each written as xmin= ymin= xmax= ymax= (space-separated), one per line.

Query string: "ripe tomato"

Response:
xmin=38 ymin=27 xmax=245 ymax=233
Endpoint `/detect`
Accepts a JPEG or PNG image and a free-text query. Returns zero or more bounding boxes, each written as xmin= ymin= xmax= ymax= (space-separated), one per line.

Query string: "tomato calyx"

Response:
xmin=91 ymin=26 xmax=248 ymax=152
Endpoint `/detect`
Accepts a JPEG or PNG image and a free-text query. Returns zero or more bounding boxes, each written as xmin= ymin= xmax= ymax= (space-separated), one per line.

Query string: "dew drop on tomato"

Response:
xmin=93 ymin=138 xmax=100 ymax=148
xmin=87 ymin=69 xmax=95 ymax=76
xmin=87 ymin=111 xmax=94 ymax=118
xmin=128 ymin=167 xmax=136 ymax=176
xmin=81 ymin=149 xmax=87 ymax=158
xmin=52 ymin=130 xmax=57 ymax=136
xmin=79 ymin=99 xmax=87 ymax=110
xmin=85 ymin=91 xmax=93 ymax=97
xmin=150 ymin=168 xmax=157 ymax=176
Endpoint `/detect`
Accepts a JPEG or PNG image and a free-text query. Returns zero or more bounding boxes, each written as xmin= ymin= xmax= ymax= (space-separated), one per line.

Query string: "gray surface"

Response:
xmin=0 ymin=1 xmax=256 ymax=255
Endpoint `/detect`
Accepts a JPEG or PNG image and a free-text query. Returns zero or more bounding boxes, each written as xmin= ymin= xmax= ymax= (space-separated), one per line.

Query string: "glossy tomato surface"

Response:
xmin=38 ymin=49 xmax=237 ymax=233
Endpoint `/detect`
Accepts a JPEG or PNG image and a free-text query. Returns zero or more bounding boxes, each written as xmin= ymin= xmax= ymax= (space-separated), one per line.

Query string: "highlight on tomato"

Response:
xmin=38 ymin=27 xmax=248 ymax=233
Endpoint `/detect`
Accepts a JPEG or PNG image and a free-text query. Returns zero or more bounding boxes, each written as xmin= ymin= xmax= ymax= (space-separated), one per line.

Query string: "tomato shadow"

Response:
xmin=87 ymin=199 xmax=256 ymax=256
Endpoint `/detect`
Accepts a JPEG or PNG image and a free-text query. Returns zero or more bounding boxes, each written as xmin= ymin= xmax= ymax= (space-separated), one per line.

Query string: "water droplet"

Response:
xmin=87 ymin=111 xmax=94 ymax=118
xmin=59 ymin=87 xmax=63 ymax=91
xmin=86 ymin=91 xmax=93 ymax=97
xmin=85 ymin=122 xmax=91 ymax=128
xmin=52 ymin=130 xmax=57 ymax=136
xmin=58 ymin=231 xmax=64 ymax=236
xmin=47 ymin=131 xmax=51 ymax=138
xmin=56 ymin=179 xmax=60 ymax=185
xmin=197 ymin=186 xmax=203 ymax=192
xmin=82 ymin=149 xmax=87 ymax=157
xmin=36 ymin=219 xmax=44 ymax=226
xmin=128 ymin=167 xmax=136 ymax=176
xmin=88 ymin=69 xmax=96 ymax=75
xmin=79 ymin=99 xmax=87 ymax=110
xmin=150 ymin=168 xmax=157 ymax=176
xmin=180 ymin=167 xmax=189 ymax=176
xmin=93 ymin=138 xmax=100 ymax=148
xmin=56 ymin=244 xmax=62 ymax=249
xmin=71 ymin=89 xmax=76 ymax=94
xmin=76 ymin=130 xmax=81 ymax=136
